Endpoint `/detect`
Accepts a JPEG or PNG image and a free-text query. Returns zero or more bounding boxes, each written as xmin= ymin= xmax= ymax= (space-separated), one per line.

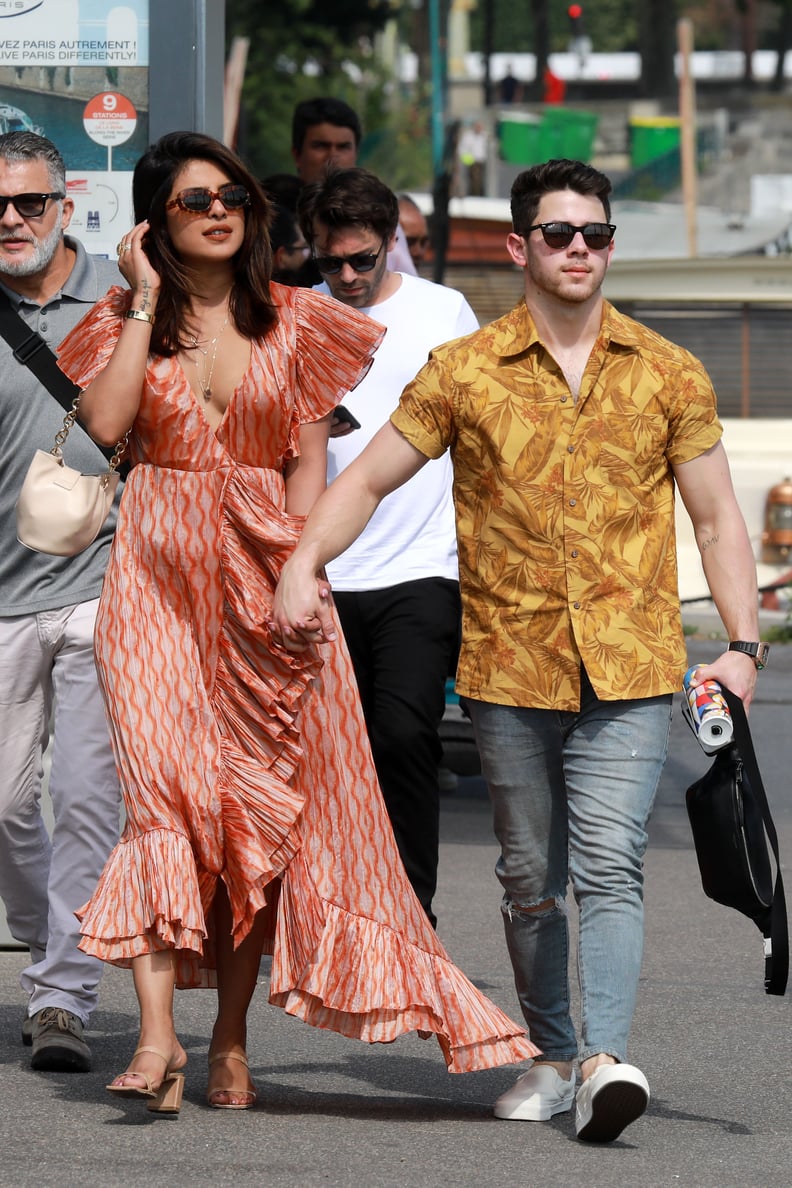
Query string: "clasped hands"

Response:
xmin=270 ymin=566 xmax=337 ymax=653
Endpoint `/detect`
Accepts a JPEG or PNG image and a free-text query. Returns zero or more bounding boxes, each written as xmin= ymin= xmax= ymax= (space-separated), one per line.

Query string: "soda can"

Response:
xmin=682 ymin=665 xmax=733 ymax=754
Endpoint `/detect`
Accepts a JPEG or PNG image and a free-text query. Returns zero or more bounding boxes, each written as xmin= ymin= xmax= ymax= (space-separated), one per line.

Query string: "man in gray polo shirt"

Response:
xmin=0 ymin=132 xmax=121 ymax=1073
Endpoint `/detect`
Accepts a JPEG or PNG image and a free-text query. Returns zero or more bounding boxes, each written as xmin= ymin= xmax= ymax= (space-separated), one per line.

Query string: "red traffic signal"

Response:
xmin=568 ymin=4 xmax=583 ymax=17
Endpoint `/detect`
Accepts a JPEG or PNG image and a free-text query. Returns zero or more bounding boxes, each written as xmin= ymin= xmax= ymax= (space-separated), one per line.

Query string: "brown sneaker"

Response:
xmin=30 ymin=1007 xmax=91 ymax=1073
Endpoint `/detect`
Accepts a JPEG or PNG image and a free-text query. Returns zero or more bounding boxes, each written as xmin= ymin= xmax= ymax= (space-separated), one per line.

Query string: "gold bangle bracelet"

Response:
xmin=125 ymin=308 xmax=155 ymax=325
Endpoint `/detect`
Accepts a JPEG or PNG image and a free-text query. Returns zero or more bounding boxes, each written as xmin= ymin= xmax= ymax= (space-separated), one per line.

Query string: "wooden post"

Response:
xmin=678 ymin=18 xmax=697 ymax=257
xmin=223 ymin=36 xmax=249 ymax=149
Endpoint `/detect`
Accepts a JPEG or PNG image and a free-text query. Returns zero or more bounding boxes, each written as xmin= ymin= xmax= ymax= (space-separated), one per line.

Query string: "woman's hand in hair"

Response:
xmin=117 ymin=220 xmax=160 ymax=316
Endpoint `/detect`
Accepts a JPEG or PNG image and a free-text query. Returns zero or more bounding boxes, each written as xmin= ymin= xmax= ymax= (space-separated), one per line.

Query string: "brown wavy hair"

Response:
xmin=132 ymin=131 xmax=277 ymax=355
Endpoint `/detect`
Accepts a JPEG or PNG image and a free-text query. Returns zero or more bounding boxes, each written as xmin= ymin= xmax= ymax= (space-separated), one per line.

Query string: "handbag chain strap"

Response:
xmin=53 ymin=391 xmax=129 ymax=473
xmin=0 ymin=289 xmax=122 ymax=466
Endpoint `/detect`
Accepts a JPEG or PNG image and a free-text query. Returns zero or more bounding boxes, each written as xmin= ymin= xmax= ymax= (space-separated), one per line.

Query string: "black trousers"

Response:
xmin=333 ymin=577 xmax=461 ymax=927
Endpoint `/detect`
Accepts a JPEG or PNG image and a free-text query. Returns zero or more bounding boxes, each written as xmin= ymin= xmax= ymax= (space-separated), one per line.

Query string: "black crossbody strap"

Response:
xmin=722 ymin=685 xmax=789 ymax=995
xmin=0 ymin=290 xmax=115 ymax=462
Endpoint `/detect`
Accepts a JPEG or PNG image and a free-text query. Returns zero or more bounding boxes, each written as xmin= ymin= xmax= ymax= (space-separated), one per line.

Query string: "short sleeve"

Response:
xmin=292 ymin=286 xmax=385 ymax=423
xmin=391 ymin=350 xmax=455 ymax=461
xmin=665 ymin=350 xmax=723 ymax=467
xmin=57 ymin=286 xmax=128 ymax=388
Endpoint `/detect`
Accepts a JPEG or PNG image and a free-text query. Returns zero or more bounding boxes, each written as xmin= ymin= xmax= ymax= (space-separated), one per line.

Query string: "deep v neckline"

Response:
xmin=177 ymin=342 xmax=253 ymax=437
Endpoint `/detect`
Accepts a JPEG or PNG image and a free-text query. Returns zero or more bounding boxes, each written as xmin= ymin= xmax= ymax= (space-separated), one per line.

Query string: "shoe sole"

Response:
xmin=495 ymin=1095 xmax=575 ymax=1121
xmin=576 ymin=1081 xmax=648 ymax=1142
xmin=31 ymin=1044 xmax=91 ymax=1073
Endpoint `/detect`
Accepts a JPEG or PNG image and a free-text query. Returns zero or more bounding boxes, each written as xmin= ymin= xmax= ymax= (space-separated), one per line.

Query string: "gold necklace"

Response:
xmin=187 ymin=316 xmax=229 ymax=401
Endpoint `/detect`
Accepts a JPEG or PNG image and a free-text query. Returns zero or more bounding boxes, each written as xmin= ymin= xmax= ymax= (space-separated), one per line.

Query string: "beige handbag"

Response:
xmin=16 ymin=394 xmax=128 ymax=556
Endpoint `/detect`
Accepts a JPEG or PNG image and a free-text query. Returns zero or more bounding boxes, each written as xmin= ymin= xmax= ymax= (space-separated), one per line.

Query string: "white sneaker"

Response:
xmin=575 ymin=1063 xmax=650 ymax=1142
xmin=494 ymin=1062 xmax=577 ymax=1121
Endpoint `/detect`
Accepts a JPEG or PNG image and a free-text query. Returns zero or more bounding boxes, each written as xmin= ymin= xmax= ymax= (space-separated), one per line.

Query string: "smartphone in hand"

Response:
xmin=330 ymin=404 xmax=362 ymax=437
xmin=333 ymin=404 xmax=361 ymax=430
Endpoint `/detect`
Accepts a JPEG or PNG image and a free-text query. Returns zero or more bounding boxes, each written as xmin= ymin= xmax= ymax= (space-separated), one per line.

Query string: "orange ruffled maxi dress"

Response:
xmin=58 ymin=284 xmax=538 ymax=1074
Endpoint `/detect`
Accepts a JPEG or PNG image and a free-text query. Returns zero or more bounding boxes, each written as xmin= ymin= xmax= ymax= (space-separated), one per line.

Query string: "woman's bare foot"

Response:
xmin=109 ymin=1038 xmax=187 ymax=1093
xmin=206 ymin=1048 xmax=257 ymax=1110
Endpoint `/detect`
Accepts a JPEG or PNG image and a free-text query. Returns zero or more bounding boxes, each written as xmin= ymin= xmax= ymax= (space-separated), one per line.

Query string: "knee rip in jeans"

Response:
xmin=502 ymin=895 xmax=565 ymax=922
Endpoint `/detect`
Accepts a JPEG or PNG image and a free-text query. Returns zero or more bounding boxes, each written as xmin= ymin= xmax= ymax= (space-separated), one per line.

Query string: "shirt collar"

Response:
xmin=0 ymin=235 xmax=93 ymax=309
xmin=496 ymin=297 xmax=641 ymax=358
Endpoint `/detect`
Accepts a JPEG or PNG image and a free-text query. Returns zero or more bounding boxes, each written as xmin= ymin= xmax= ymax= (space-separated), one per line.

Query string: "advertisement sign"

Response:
xmin=0 ymin=0 xmax=226 ymax=951
xmin=0 ymin=0 xmax=149 ymax=256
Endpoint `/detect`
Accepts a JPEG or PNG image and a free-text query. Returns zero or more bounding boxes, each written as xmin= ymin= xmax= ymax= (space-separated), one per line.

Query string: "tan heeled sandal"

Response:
xmin=206 ymin=1051 xmax=257 ymax=1110
xmin=107 ymin=1045 xmax=186 ymax=1114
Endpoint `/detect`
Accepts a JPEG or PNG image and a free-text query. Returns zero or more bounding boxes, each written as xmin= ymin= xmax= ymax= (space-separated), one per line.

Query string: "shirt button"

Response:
xmin=560 ymin=395 xmax=568 ymax=403
xmin=571 ymin=549 xmax=579 ymax=558
xmin=39 ymin=320 xmax=47 ymax=332
xmin=567 ymin=444 xmax=574 ymax=453
xmin=569 ymin=498 xmax=576 ymax=506
xmin=573 ymin=601 xmax=581 ymax=609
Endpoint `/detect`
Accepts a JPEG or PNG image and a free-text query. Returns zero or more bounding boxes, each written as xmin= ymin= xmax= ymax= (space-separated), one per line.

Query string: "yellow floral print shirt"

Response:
xmin=391 ymin=298 xmax=722 ymax=710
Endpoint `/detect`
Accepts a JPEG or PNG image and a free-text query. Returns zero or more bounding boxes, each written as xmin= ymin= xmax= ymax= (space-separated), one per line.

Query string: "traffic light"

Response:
xmin=568 ymin=4 xmax=584 ymax=36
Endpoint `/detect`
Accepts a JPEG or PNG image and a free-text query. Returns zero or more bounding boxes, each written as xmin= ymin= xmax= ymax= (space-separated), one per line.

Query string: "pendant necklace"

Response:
xmin=187 ymin=315 xmax=229 ymax=401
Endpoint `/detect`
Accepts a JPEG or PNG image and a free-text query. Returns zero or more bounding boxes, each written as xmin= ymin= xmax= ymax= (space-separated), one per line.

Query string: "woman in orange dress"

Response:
xmin=58 ymin=131 xmax=538 ymax=1115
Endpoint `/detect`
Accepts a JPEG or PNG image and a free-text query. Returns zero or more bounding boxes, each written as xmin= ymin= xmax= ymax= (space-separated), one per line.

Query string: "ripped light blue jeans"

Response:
xmin=467 ymin=669 xmax=672 ymax=1064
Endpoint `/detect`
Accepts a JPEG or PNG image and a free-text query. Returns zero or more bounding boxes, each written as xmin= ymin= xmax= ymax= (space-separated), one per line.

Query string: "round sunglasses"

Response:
xmin=525 ymin=222 xmax=616 ymax=250
xmin=165 ymin=184 xmax=250 ymax=214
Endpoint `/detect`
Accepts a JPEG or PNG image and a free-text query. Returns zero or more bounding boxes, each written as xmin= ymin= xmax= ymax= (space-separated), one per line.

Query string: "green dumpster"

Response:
xmin=538 ymin=108 xmax=599 ymax=162
xmin=498 ymin=113 xmax=541 ymax=164
xmin=629 ymin=117 xmax=681 ymax=169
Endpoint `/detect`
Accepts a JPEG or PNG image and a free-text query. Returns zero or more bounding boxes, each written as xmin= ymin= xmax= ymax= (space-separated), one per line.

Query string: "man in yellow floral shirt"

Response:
xmin=272 ymin=159 xmax=761 ymax=1143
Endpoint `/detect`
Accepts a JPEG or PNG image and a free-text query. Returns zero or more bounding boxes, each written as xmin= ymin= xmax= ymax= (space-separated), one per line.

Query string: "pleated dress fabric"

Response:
xmin=57 ymin=283 xmax=538 ymax=1073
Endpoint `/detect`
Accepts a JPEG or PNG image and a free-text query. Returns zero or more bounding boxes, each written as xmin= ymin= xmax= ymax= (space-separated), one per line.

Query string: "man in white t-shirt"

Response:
xmin=298 ymin=168 xmax=478 ymax=926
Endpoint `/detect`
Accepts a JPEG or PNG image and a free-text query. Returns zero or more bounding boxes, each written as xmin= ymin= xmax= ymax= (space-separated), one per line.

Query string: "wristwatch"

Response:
xmin=728 ymin=641 xmax=770 ymax=670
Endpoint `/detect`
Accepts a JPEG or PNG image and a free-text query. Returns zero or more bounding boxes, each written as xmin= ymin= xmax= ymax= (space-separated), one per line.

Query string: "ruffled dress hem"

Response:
xmin=78 ymin=831 xmax=538 ymax=1072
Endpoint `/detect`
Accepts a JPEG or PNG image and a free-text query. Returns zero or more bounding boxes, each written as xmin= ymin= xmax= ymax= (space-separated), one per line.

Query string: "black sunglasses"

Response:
xmin=0 ymin=192 xmax=64 ymax=218
xmin=165 ymin=184 xmax=250 ymax=214
xmin=313 ymin=239 xmax=386 ymax=276
xmin=525 ymin=222 xmax=616 ymax=250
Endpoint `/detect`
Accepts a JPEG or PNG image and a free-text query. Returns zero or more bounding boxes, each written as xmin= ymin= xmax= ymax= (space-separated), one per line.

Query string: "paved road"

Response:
xmin=1 ymin=639 xmax=790 ymax=1186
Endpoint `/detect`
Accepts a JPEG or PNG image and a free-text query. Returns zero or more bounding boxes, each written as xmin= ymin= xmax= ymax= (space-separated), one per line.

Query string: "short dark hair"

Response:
xmin=291 ymin=97 xmax=362 ymax=154
xmin=297 ymin=168 xmax=399 ymax=246
xmin=261 ymin=172 xmax=303 ymax=214
xmin=510 ymin=158 xmax=612 ymax=233
xmin=269 ymin=203 xmax=300 ymax=254
xmin=0 ymin=131 xmax=65 ymax=192
xmin=132 ymin=131 xmax=276 ymax=353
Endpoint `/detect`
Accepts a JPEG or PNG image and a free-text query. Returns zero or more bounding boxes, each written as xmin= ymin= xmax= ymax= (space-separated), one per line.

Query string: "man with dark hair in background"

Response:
xmin=290 ymin=97 xmax=416 ymax=277
xmin=298 ymin=167 xmax=478 ymax=927
xmin=397 ymin=194 xmax=430 ymax=270
xmin=291 ymin=97 xmax=361 ymax=186
xmin=268 ymin=203 xmax=310 ymax=285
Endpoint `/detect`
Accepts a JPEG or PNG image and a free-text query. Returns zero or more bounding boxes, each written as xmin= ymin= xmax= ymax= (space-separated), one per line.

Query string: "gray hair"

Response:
xmin=0 ymin=131 xmax=66 ymax=193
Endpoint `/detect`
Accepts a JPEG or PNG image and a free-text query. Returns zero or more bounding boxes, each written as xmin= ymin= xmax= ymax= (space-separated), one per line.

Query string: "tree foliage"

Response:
xmin=468 ymin=0 xmax=788 ymax=63
xmin=225 ymin=0 xmax=400 ymax=179
xmin=226 ymin=0 xmax=792 ymax=185
xmin=469 ymin=0 xmax=638 ymax=54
